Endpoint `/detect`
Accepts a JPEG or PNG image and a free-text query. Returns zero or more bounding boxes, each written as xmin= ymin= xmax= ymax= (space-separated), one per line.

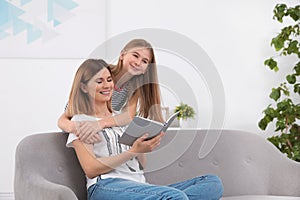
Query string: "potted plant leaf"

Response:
xmin=174 ymin=103 xmax=195 ymax=127
xmin=258 ymin=3 xmax=300 ymax=162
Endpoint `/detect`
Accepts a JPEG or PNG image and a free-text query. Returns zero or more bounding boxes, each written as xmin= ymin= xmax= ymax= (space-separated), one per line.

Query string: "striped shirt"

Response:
xmin=66 ymin=114 xmax=145 ymax=189
xmin=111 ymin=83 xmax=129 ymax=111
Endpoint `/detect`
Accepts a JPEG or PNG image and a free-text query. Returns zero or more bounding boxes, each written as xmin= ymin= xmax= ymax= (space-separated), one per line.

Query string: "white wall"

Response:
xmin=106 ymin=0 xmax=289 ymax=135
xmin=0 ymin=0 xmax=291 ymax=194
xmin=0 ymin=58 xmax=82 ymax=194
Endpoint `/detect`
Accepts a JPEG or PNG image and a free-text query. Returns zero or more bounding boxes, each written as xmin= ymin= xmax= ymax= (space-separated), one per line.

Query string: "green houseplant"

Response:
xmin=258 ymin=3 xmax=300 ymax=162
xmin=174 ymin=102 xmax=195 ymax=120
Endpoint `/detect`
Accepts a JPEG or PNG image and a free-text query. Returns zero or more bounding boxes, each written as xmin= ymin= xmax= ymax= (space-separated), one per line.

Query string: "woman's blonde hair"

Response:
xmin=66 ymin=59 xmax=112 ymax=117
xmin=110 ymin=39 xmax=164 ymax=122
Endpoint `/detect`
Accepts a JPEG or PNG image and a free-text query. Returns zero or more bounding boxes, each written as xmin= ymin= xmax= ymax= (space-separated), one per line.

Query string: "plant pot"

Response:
xmin=179 ymin=119 xmax=191 ymax=128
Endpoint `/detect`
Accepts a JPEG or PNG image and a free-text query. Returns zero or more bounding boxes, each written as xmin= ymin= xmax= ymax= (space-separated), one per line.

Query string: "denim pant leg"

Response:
xmin=167 ymin=174 xmax=224 ymax=200
xmin=88 ymin=178 xmax=189 ymax=200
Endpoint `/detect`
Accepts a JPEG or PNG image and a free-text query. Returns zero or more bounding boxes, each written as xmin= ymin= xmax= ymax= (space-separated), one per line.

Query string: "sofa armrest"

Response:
xmin=15 ymin=175 xmax=78 ymax=200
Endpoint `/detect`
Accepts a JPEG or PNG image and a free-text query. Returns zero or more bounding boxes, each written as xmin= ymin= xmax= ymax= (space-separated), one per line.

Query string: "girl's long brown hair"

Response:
xmin=110 ymin=39 xmax=164 ymax=122
xmin=66 ymin=59 xmax=112 ymax=117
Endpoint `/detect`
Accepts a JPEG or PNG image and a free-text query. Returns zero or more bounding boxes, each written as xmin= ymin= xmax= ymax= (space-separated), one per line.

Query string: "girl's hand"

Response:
xmin=129 ymin=132 xmax=164 ymax=154
xmin=76 ymin=121 xmax=104 ymax=143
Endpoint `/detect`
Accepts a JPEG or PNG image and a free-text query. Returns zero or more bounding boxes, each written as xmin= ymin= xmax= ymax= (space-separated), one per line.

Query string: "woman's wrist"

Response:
xmin=127 ymin=148 xmax=139 ymax=157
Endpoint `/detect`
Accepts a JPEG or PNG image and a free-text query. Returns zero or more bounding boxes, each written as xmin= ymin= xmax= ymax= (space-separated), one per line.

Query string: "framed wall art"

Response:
xmin=0 ymin=0 xmax=106 ymax=58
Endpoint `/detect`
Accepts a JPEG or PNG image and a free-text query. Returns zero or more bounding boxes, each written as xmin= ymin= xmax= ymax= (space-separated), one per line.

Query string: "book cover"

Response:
xmin=119 ymin=111 xmax=180 ymax=146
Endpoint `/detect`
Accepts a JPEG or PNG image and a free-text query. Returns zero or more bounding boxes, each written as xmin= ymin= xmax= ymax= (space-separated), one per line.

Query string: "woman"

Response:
xmin=59 ymin=39 xmax=164 ymax=143
xmin=66 ymin=58 xmax=223 ymax=200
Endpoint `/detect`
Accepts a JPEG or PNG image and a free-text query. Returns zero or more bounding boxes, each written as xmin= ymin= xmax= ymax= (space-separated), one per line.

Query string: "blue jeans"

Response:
xmin=87 ymin=174 xmax=223 ymax=200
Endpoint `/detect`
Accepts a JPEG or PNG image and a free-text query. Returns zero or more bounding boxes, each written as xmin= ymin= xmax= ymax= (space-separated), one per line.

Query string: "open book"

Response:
xmin=119 ymin=111 xmax=180 ymax=146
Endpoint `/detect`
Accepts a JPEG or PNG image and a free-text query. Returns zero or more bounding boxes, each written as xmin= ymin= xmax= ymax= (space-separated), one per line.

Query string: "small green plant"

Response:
xmin=174 ymin=103 xmax=195 ymax=120
xmin=258 ymin=3 xmax=300 ymax=162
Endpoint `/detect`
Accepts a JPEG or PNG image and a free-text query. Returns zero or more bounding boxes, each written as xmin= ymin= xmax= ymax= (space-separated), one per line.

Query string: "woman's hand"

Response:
xmin=76 ymin=120 xmax=104 ymax=144
xmin=129 ymin=132 xmax=164 ymax=154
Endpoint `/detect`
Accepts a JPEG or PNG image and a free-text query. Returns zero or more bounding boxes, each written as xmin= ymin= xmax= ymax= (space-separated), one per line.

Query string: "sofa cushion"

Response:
xmin=145 ymin=129 xmax=300 ymax=197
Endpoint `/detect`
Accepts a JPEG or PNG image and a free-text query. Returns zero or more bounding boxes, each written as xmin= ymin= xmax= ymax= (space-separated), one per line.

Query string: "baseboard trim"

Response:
xmin=0 ymin=193 xmax=14 ymax=200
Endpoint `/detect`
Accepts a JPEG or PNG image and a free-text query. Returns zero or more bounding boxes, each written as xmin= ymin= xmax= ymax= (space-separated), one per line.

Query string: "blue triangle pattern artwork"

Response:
xmin=13 ymin=18 xmax=27 ymax=35
xmin=48 ymin=0 xmax=78 ymax=26
xmin=0 ymin=0 xmax=78 ymax=44
xmin=21 ymin=0 xmax=32 ymax=6
xmin=26 ymin=23 xmax=42 ymax=43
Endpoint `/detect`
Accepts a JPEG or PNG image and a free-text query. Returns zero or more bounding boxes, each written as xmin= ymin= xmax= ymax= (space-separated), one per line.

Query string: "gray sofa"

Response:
xmin=14 ymin=129 xmax=300 ymax=200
